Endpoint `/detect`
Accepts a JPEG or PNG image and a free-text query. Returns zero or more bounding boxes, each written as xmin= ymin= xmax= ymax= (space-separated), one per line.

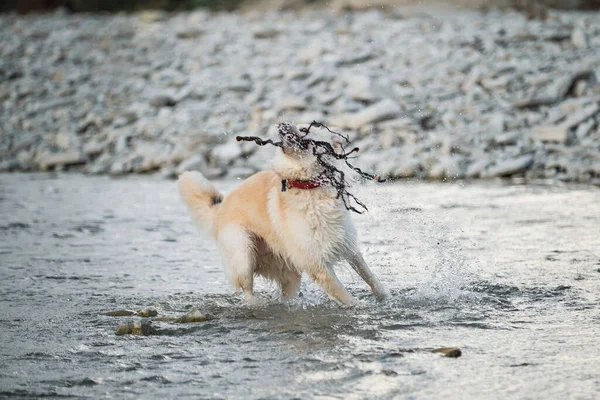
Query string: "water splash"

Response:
xmin=353 ymin=181 xmax=482 ymax=305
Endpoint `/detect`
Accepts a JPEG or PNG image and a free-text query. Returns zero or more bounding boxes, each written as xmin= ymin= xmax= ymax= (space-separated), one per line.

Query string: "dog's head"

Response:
xmin=277 ymin=122 xmax=309 ymax=157
xmin=271 ymin=122 xmax=321 ymax=180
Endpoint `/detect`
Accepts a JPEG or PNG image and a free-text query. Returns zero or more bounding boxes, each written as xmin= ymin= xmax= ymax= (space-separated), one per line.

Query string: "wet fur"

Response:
xmin=178 ymin=148 xmax=388 ymax=306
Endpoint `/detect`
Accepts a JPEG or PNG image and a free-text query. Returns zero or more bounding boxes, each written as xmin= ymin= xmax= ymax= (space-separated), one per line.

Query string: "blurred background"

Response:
xmin=1 ymin=0 xmax=599 ymax=183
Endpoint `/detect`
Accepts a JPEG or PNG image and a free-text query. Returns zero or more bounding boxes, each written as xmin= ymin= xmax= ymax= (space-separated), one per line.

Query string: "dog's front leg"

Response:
xmin=279 ymin=270 xmax=302 ymax=299
xmin=346 ymin=252 xmax=389 ymax=301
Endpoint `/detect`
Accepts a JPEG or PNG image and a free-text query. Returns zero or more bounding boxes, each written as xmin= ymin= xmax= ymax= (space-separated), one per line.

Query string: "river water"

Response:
xmin=0 ymin=173 xmax=598 ymax=399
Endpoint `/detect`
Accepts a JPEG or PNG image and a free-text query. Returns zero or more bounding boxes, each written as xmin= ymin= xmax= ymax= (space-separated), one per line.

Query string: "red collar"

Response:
xmin=281 ymin=174 xmax=329 ymax=192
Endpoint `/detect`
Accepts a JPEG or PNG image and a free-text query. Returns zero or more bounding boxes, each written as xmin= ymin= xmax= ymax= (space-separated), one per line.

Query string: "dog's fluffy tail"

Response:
xmin=178 ymin=171 xmax=223 ymax=236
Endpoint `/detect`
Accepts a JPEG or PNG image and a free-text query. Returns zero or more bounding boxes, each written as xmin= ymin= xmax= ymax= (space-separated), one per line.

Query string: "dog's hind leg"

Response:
xmin=346 ymin=252 xmax=389 ymax=301
xmin=308 ymin=266 xmax=353 ymax=306
xmin=255 ymin=252 xmax=301 ymax=299
xmin=217 ymin=225 xmax=255 ymax=301
xmin=278 ymin=269 xmax=302 ymax=299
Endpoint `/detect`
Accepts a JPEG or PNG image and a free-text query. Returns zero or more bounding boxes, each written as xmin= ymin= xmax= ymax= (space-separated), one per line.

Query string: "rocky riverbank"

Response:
xmin=1 ymin=8 xmax=599 ymax=183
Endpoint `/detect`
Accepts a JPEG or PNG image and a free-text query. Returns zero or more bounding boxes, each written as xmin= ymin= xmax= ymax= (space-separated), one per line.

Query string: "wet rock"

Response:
xmin=115 ymin=320 xmax=155 ymax=335
xmin=153 ymin=317 xmax=179 ymax=322
xmin=176 ymin=309 xmax=210 ymax=323
xmin=103 ymin=309 xmax=136 ymax=317
xmin=137 ymin=308 xmax=158 ymax=317
xmin=431 ymin=347 xmax=462 ymax=358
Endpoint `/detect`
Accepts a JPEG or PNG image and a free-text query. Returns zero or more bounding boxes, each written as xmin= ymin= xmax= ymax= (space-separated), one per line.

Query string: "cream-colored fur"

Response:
xmin=178 ymin=147 xmax=388 ymax=306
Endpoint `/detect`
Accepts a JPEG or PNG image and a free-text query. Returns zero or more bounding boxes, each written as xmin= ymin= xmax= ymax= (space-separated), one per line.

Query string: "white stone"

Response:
xmin=176 ymin=28 xmax=203 ymax=39
xmin=278 ymin=96 xmax=307 ymax=111
xmin=83 ymin=141 xmax=105 ymax=156
xmin=177 ymin=155 xmax=206 ymax=174
xmin=486 ymin=155 xmax=534 ymax=177
xmin=36 ymin=151 xmax=86 ymax=169
xmin=487 ymin=113 xmax=505 ymax=133
xmin=345 ymin=74 xmax=377 ymax=102
xmin=55 ymin=131 xmax=80 ymax=150
xmin=574 ymin=80 xmax=588 ymax=97
xmin=571 ymin=27 xmax=589 ymax=48
xmin=227 ymin=166 xmax=255 ymax=178
xmin=575 ymin=119 xmax=595 ymax=138
xmin=393 ymin=158 xmax=420 ymax=178
xmin=561 ymin=103 xmax=599 ymax=129
xmin=465 ymin=158 xmax=490 ymax=178
xmin=428 ymin=156 xmax=462 ymax=179
xmin=346 ymin=99 xmax=401 ymax=130
xmin=211 ymin=142 xmax=242 ymax=165
xmin=298 ymin=43 xmax=324 ymax=63
xmin=532 ymin=125 xmax=569 ymax=143
xmin=150 ymin=94 xmax=176 ymax=107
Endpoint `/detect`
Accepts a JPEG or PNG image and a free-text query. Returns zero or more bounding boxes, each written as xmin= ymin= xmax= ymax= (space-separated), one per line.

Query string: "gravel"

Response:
xmin=1 ymin=8 xmax=599 ymax=183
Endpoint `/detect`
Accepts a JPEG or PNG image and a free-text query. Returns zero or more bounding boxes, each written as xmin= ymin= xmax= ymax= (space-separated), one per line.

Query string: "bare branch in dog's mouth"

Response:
xmin=236 ymin=121 xmax=384 ymax=214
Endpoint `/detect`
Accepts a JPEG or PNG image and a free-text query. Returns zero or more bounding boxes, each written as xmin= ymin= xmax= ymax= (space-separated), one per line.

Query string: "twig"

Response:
xmin=237 ymin=122 xmax=383 ymax=214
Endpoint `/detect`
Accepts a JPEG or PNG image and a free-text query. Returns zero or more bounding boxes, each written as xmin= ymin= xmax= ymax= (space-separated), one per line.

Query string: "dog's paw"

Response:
xmin=374 ymin=287 xmax=390 ymax=302
xmin=241 ymin=294 xmax=265 ymax=307
xmin=339 ymin=301 xmax=355 ymax=309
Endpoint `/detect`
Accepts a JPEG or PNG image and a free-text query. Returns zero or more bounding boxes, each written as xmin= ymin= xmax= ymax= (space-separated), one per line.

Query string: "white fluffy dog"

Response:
xmin=178 ymin=123 xmax=388 ymax=306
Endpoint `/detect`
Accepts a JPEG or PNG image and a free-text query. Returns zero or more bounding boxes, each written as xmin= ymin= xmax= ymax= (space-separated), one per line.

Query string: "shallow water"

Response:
xmin=0 ymin=173 xmax=599 ymax=399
